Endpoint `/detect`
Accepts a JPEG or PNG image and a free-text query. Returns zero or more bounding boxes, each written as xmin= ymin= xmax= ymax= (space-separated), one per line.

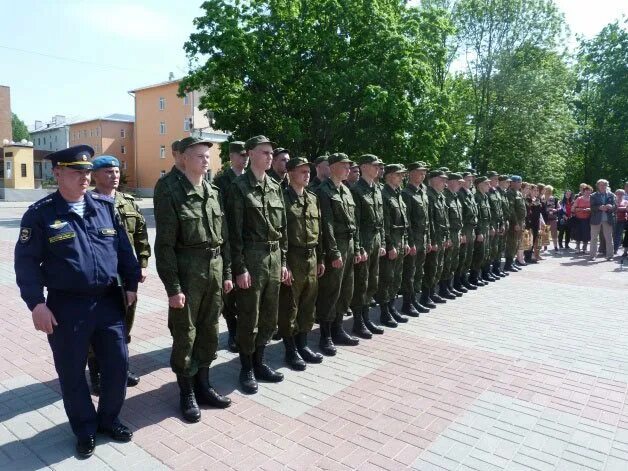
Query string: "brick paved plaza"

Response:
xmin=1 ymin=201 xmax=627 ymax=470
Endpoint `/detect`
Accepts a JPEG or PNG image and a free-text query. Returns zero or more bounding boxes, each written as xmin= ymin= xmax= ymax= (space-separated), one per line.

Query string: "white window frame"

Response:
xmin=160 ymin=145 xmax=166 ymax=159
xmin=159 ymin=122 xmax=166 ymax=135
xmin=120 ymin=129 xmax=125 ymax=138
xmin=121 ymin=145 xmax=126 ymax=155
xmin=159 ymin=97 xmax=165 ymax=110
xmin=183 ymin=118 xmax=191 ymax=131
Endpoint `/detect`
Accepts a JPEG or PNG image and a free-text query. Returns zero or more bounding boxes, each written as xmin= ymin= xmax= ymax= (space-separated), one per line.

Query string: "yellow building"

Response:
xmin=129 ymin=79 xmax=229 ymax=196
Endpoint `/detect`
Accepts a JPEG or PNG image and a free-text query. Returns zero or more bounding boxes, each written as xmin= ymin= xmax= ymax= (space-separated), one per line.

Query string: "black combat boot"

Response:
xmin=448 ymin=278 xmax=464 ymax=297
xmin=389 ymin=300 xmax=409 ymax=323
xmin=462 ymin=273 xmax=477 ymax=290
xmin=429 ymin=287 xmax=446 ymax=304
xmin=319 ymin=321 xmax=337 ymax=356
xmin=238 ymin=353 xmax=258 ymax=394
xmin=468 ymin=270 xmax=481 ymax=287
xmin=253 ymin=346 xmax=284 ymax=383
xmin=401 ymin=295 xmax=420 ymax=317
xmin=195 ymin=367 xmax=232 ymax=408
xmin=351 ymin=306 xmax=373 ymax=339
xmin=283 ymin=336 xmax=307 ymax=371
xmin=453 ymin=275 xmax=468 ymax=293
xmin=481 ymin=267 xmax=495 ymax=282
xmin=362 ymin=306 xmax=384 ymax=334
xmin=492 ymin=260 xmax=507 ymax=277
xmin=439 ymin=281 xmax=456 ymax=300
xmin=379 ymin=301 xmax=398 ymax=328
xmin=295 ymin=333 xmax=323 ymax=363
xmin=504 ymin=258 xmax=517 ymax=273
xmin=420 ymin=288 xmax=437 ymax=308
xmin=411 ymin=293 xmax=430 ymax=313
xmin=87 ymin=357 xmax=100 ymax=396
xmin=177 ymin=375 xmax=201 ymax=422
xmin=331 ymin=314 xmax=360 ymax=346
xmin=226 ymin=317 xmax=238 ymax=353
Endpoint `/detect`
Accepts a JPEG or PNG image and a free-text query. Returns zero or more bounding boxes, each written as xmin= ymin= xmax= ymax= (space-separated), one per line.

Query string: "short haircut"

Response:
xmin=596 ymin=179 xmax=609 ymax=186
xmin=583 ymin=184 xmax=593 ymax=191
xmin=544 ymin=185 xmax=554 ymax=193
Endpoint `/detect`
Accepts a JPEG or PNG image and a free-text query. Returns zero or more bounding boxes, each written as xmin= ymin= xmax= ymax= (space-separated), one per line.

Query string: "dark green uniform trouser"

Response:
xmin=351 ymin=243 xmax=380 ymax=309
xmin=377 ymin=247 xmax=404 ymax=302
xmin=278 ymin=250 xmax=318 ymax=338
xmin=492 ymin=231 xmax=505 ymax=262
xmin=168 ymin=253 xmax=223 ymax=377
xmin=317 ymin=238 xmax=354 ymax=323
xmin=222 ymin=291 xmax=237 ymax=322
xmin=235 ymin=246 xmax=281 ymax=355
xmin=472 ymin=232 xmax=489 ymax=271
xmin=442 ymin=233 xmax=461 ymax=280
xmin=423 ymin=247 xmax=445 ymax=289
xmin=402 ymin=248 xmax=427 ymax=295
xmin=458 ymin=227 xmax=475 ymax=275
xmin=505 ymin=225 xmax=522 ymax=258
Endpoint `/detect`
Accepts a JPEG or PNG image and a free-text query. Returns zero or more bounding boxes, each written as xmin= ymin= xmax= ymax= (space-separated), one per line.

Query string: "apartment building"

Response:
xmin=69 ymin=114 xmax=136 ymax=187
xmin=130 ymin=78 xmax=229 ymax=196
xmin=30 ymin=115 xmax=70 ymax=153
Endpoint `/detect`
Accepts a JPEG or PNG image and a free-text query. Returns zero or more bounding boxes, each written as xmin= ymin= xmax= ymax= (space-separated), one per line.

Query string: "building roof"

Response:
xmin=70 ymin=114 xmax=135 ymax=126
xmin=129 ymin=79 xmax=182 ymax=94
xmin=30 ymin=122 xmax=70 ymax=134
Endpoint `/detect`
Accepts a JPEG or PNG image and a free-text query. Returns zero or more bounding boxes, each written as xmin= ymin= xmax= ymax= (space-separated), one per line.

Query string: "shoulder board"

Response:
xmin=90 ymin=192 xmax=114 ymax=204
xmin=305 ymin=188 xmax=317 ymax=198
xmin=210 ymin=183 xmax=220 ymax=192
xmin=121 ymin=192 xmax=135 ymax=201
xmin=29 ymin=196 xmax=54 ymax=210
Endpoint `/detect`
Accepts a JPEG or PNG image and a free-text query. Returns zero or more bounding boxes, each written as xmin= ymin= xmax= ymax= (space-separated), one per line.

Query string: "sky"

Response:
xmin=0 ymin=0 xmax=626 ymax=130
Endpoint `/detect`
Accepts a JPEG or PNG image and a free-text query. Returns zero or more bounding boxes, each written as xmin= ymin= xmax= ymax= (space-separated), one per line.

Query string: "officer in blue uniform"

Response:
xmin=14 ymin=145 xmax=141 ymax=458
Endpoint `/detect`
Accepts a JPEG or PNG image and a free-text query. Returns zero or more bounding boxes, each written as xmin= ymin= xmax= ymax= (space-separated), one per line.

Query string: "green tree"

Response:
xmin=12 ymin=113 xmax=30 ymax=142
xmin=181 ymin=0 xmax=453 ymax=164
xmin=575 ymin=20 xmax=628 ymax=189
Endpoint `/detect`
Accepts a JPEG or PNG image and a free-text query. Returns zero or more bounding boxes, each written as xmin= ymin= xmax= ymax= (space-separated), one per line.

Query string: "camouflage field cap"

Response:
xmin=178 ymin=136 xmax=214 ymax=153
xmin=357 ymin=154 xmax=383 ymax=166
xmin=474 ymin=176 xmax=489 ymax=185
xmin=229 ymin=141 xmax=246 ymax=154
xmin=328 ymin=153 xmax=354 ymax=165
xmin=384 ymin=164 xmax=407 ymax=175
xmin=407 ymin=161 xmax=429 ymax=171
xmin=448 ymin=172 xmax=463 ymax=181
xmin=486 ymin=170 xmax=499 ymax=178
xmin=428 ymin=169 xmax=448 ymax=179
xmin=498 ymin=175 xmax=511 ymax=182
xmin=286 ymin=157 xmax=310 ymax=172
xmin=245 ymin=135 xmax=276 ymax=150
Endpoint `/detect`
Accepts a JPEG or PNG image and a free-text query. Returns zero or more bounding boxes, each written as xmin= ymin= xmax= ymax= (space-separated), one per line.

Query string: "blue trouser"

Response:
xmin=47 ymin=289 xmax=128 ymax=440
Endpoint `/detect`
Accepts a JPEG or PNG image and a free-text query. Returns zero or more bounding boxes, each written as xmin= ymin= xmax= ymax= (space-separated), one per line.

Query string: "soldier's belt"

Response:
xmin=247 ymin=240 xmax=280 ymax=251
xmin=334 ymin=232 xmax=353 ymax=240
xmin=176 ymin=244 xmax=221 ymax=258
xmin=288 ymin=245 xmax=317 ymax=257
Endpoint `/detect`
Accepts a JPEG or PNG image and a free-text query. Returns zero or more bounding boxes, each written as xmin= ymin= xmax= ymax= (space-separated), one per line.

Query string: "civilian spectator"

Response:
xmin=589 ymin=179 xmax=616 ymax=261
xmin=558 ymin=190 xmax=574 ymax=250
xmin=614 ymin=189 xmax=627 ymax=254
xmin=572 ymin=185 xmax=592 ymax=254
xmin=544 ymin=186 xmax=559 ymax=251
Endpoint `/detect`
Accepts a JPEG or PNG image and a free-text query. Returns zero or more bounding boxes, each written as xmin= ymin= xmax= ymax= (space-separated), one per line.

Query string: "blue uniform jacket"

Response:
xmin=15 ymin=190 xmax=141 ymax=311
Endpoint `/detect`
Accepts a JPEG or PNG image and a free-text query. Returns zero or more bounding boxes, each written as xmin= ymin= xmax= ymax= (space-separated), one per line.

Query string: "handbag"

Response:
xmin=522 ymin=228 xmax=533 ymax=250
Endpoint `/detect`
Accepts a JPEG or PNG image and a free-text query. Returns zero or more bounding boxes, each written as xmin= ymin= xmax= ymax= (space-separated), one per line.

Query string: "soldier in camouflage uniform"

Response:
xmin=455 ymin=172 xmax=478 ymax=292
xmin=471 ymin=176 xmax=493 ymax=286
xmin=377 ymin=164 xmax=411 ymax=326
xmin=316 ymin=153 xmax=361 ymax=355
xmin=401 ymin=162 xmax=431 ymax=316
xmin=498 ymin=176 xmax=514 ymax=272
xmin=350 ymin=154 xmax=386 ymax=337
xmin=420 ymin=169 xmax=450 ymax=307
xmin=487 ymin=171 xmax=508 ymax=278
xmin=87 ymin=156 xmax=151 ymax=394
xmin=441 ymin=173 xmax=464 ymax=299
xmin=212 ymin=141 xmax=248 ymax=353
xmin=505 ymin=175 xmax=526 ymax=271
xmin=308 ymin=155 xmax=330 ymax=191
xmin=278 ymin=158 xmax=325 ymax=370
xmin=154 ymin=137 xmax=233 ymax=422
xmin=267 ymin=148 xmax=290 ymax=189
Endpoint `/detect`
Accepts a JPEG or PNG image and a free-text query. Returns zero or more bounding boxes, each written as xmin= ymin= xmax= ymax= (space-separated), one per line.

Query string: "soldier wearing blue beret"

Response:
xmin=14 ymin=145 xmax=141 ymax=458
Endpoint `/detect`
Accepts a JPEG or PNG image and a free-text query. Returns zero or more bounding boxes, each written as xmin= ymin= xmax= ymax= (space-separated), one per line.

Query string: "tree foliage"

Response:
xmin=12 ymin=113 xmax=30 ymax=142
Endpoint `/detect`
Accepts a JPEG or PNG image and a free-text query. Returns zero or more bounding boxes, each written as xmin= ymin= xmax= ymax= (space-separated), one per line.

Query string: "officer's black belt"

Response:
xmin=48 ymin=284 xmax=118 ymax=298
xmin=247 ymin=240 xmax=280 ymax=251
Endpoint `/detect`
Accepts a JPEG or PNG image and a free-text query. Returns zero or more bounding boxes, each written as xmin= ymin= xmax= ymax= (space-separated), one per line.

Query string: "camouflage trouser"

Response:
xmin=423 ymin=246 xmax=445 ymax=289
xmin=222 ymin=290 xmax=237 ymax=322
xmin=442 ymin=231 xmax=461 ymax=280
xmin=490 ymin=226 xmax=504 ymax=262
xmin=168 ymin=253 xmax=223 ymax=376
xmin=472 ymin=230 xmax=489 ymax=271
xmin=351 ymin=242 xmax=380 ymax=309
xmin=401 ymin=248 xmax=427 ymax=295
xmin=496 ymin=230 xmax=507 ymax=261
xmin=457 ymin=226 xmax=476 ymax=275
xmin=317 ymin=237 xmax=354 ymax=323
xmin=505 ymin=224 xmax=523 ymax=258
xmin=235 ymin=247 xmax=281 ymax=355
xmin=377 ymin=246 xmax=405 ymax=302
xmin=278 ymin=250 xmax=318 ymax=338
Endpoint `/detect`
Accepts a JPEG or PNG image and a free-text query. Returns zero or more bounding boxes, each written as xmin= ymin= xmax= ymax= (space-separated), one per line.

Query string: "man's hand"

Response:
xmin=139 ymin=268 xmax=148 ymax=283
xmin=331 ymin=257 xmax=344 ymax=269
xmin=223 ymin=280 xmax=233 ymax=294
xmin=169 ymin=293 xmax=185 ymax=309
xmin=317 ymin=263 xmax=325 ymax=277
xmin=32 ymin=303 xmax=57 ymax=334
xmin=126 ymin=291 xmax=137 ymax=307
xmin=388 ymin=248 xmax=398 ymax=260
xmin=361 ymin=252 xmax=368 ymax=263
xmin=404 ymin=245 xmax=412 ymax=256
xmin=490 ymin=229 xmax=496 ymax=236
xmin=409 ymin=245 xmax=417 ymax=256
xmin=476 ymin=234 xmax=484 ymax=242
xmin=282 ymin=268 xmax=293 ymax=286
xmin=514 ymin=224 xmax=521 ymax=232
xmin=431 ymin=244 xmax=439 ymax=252
xmin=461 ymin=235 xmax=467 ymax=245
xmin=236 ymin=271 xmax=251 ymax=289
xmin=379 ymin=247 xmax=387 ymax=257
xmin=446 ymin=240 xmax=452 ymax=248
xmin=353 ymin=255 xmax=361 ymax=264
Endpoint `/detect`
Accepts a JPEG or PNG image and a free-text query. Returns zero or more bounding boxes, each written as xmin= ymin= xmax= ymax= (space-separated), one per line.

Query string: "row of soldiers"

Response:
xmin=150 ymin=135 xmax=530 ymax=423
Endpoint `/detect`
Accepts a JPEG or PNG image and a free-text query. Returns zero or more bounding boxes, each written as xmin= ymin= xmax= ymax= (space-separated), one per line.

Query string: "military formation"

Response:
xmin=15 ymin=137 xmax=532 ymax=456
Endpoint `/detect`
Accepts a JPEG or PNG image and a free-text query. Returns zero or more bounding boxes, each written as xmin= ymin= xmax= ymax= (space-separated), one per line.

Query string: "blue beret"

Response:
xmin=92 ymin=155 xmax=120 ymax=170
xmin=46 ymin=145 xmax=94 ymax=170
xmin=510 ymin=175 xmax=522 ymax=182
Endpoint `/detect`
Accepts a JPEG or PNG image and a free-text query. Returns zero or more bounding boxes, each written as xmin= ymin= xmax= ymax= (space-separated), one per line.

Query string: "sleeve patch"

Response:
xmin=19 ymin=227 xmax=32 ymax=243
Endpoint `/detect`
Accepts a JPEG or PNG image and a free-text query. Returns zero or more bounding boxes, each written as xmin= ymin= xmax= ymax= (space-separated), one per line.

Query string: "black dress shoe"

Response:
xmin=97 ymin=423 xmax=133 ymax=442
xmin=76 ymin=435 xmax=95 ymax=458
xmin=127 ymin=371 xmax=140 ymax=387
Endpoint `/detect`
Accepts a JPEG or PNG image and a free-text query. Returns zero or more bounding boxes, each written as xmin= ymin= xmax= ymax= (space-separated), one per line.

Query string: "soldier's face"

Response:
xmin=512 ymin=181 xmax=522 ymax=190
xmin=231 ymin=152 xmax=248 ymax=171
xmin=386 ymin=172 xmax=404 ymax=188
xmin=499 ymin=180 xmax=510 ymax=190
xmin=360 ymin=163 xmax=378 ymax=180
xmin=377 ymin=166 xmax=384 ymax=179
xmin=93 ymin=167 xmax=120 ymax=191
xmin=249 ymin=144 xmax=274 ymax=172
xmin=490 ymin=177 xmax=498 ymax=188
xmin=183 ymin=144 xmax=211 ymax=175
xmin=289 ymin=165 xmax=310 ymax=187
xmin=55 ymin=167 xmax=91 ymax=196
xmin=432 ymin=176 xmax=447 ymax=192
xmin=273 ymin=153 xmax=290 ymax=175
xmin=479 ymin=181 xmax=490 ymax=193
xmin=331 ymin=162 xmax=351 ymax=181
xmin=348 ymin=166 xmax=360 ymax=182
xmin=448 ymin=180 xmax=462 ymax=192
xmin=409 ymin=169 xmax=425 ymax=185
xmin=463 ymin=176 xmax=474 ymax=189
xmin=316 ymin=161 xmax=330 ymax=179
